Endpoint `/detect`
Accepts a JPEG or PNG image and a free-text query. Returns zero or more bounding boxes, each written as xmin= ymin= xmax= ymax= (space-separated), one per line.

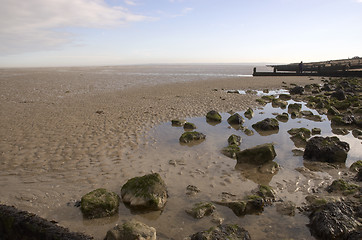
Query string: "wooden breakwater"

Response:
xmin=253 ymin=57 xmax=362 ymax=77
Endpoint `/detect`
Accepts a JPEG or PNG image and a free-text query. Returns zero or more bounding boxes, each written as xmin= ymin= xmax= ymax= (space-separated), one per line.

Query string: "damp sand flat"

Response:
xmin=0 ymin=66 xmax=323 ymax=239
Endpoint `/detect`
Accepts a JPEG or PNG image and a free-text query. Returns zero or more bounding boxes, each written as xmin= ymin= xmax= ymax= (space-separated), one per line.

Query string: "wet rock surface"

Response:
xmin=252 ymin=118 xmax=279 ymax=131
xmin=105 ymin=219 xmax=156 ymax=240
xmin=179 ymin=131 xmax=206 ymax=143
xmin=185 ymin=202 xmax=216 ymax=219
xmin=303 ymin=136 xmax=350 ymax=163
xmin=121 ymin=173 xmax=168 ymax=210
xmin=236 ymin=143 xmax=276 ymax=165
xmin=189 ymin=224 xmax=251 ymax=240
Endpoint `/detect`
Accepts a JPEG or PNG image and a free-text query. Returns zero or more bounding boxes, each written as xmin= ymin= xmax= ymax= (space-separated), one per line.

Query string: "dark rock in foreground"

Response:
xmin=303 ymin=136 xmax=350 ymax=163
xmin=309 ymin=201 xmax=361 ymax=240
xmin=290 ymin=86 xmax=304 ymax=95
xmin=189 ymin=224 xmax=251 ymax=240
xmin=236 ymin=143 xmax=276 ymax=165
xmin=179 ymin=131 xmax=206 ymax=143
xmin=0 ymin=204 xmax=92 ymax=240
xmin=206 ymin=110 xmax=222 ymax=122
xmin=121 ymin=173 xmax=168 ymax=210
xmin=80 ymin=188 xmax=120 ymax=219
xmin=105 ymin=219 xmax=156 ymax=240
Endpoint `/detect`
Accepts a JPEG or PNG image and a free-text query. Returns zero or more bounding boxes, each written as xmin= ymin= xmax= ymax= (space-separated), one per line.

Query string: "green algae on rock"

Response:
xmin=179 ymin=131 xmax=206 ymax=143
xmin=121 ymin=173 xmax=168 ymax=210
xmin=185 ymin=202 xmax=216 ymax=219
xmin=227 ymin=134 xmax=242 ymax=146
xmin=327 ymin=179 xmax=359 ymax=195
xmin=105 ymin=219 xmax=156 ymax=240
xmin=221 ymin=145 xmax=240 ymax=159
xmin=183 ymin=122 xmax=197 ymax=130
xmin=252 ymin=118 xmax=279 ymax=131
xmin=236 ymin=143 xmax=276 ymax=165
xmin=227 ymin=113 xmax=245 ymax=126
xmin=206 ymin=110 xmax=222 ymax=122
xmin=350 ymin=160 xmax=362 ymax=172
xmin=188 ymin=224 xmax=251 ymax=240
xmin=80 ymin=188 xmax=120 ymax=219
xmin=244 ymin=107 xmax=254 ymax=119
xmin=171 ymin=119 xmax=186 ymax=127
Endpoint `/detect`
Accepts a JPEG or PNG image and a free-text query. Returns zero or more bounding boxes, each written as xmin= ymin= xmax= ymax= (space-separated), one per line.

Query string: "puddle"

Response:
xmin=132 ymin=89 xmax=361 ymax=239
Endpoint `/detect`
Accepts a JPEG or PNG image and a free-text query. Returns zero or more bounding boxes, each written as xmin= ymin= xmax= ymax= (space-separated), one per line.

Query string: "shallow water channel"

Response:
xmin=132 ymin=89 xmax=361 ymax=239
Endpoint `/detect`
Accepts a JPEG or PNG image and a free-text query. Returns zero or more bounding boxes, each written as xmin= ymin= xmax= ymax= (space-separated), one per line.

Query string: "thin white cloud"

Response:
xmin=124 ymin=0 xmax=138 ymax=6
xmin=0 ymin=0 xmax=152 ymax=55
xmin=170 ymin=7 xmax=194 ymax=18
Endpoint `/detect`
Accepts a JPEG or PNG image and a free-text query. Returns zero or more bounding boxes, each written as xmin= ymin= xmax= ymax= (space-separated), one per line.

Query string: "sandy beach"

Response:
xmin=0 ymin=66 xmax=328 ymax=239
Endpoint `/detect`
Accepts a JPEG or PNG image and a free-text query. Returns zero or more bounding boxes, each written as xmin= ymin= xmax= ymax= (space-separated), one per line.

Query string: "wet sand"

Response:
xmin=0 ymin=67 xmax=324 ymax=239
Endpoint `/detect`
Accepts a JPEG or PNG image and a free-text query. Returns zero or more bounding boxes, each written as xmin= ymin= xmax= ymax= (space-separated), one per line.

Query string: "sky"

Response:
xmin=0 ymin=0 xmax=362 ymax=67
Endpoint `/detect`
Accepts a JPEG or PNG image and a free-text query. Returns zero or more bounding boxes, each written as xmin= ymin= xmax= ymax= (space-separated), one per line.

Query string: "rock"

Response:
xmin=272 ymin=98 xmax=288 ymax=108
xmin=121 ymin=173 xmax=168 ymax=210
xmin=256 ymin=185 xmax=276 ymax=200
xmin=327 ymin=106 xmax=341 ymax=115
xmin=185 ymin=202 xmax=216 ymax=219
xmin=279 ymin=94 xmax=292 ymax=100
xmin=216 ymin=201 xmax=246 ymax=216
xmin=352 ymin=129 xmax=362 ymax=139
xmin=243 ymin=128 xmax=254 ymax=136
xmin=276 ymin=113 xmax=289 ymax=122
xmin=206 ymin=110 xmax=222 ymax=122
xmin=327 ymin=179 xmax=358 ymax=195
xmin=356 ymin=170 xmax=362 ymax=182
xmin=301 ymin=110 xmax=314 ymax=116
xmin=350 ymin=160 xmax=362 ymax=172
xmin=288 ymin=128 xmax=311 ymax=138
xmin=244 ymin=195 xmax=265 ymax=214
xmin=252 ymin=118 xmax=279 ymax=131
xmin=332 ymin=128 xmax=349 ymax=136
xmin=309 ymin=201 xmax=361 ymax=240
xmin=221 ymin=145 xmax=240 ymax=159
xmin=331 ymin=89 xmax=346 ymax=100
xmin=228 ymin=134 xmax=242 ymax=146
xmin=258 ymin=161 xmax=279 ymax=174
xmin=288 ymin=103 xmax=302 ymax=112
xmin=312 ymin=128 xmax=321 ymax=135
xmin=183 ymin=122 xmax=196 ymax=130
xmin=261 ymin=95 xmax=275 ymax=102
xmin=227 ymin=113 xmax=244 ymax=125
xmin=236 ymin=143 xmax=276 ymax=165
xmin=288 ymin=128 xmax=311 ymax=148
xmin=179 ymin=132 xmax=206 ymax=143
xmin=189 ymin=224 xmax=251 ymax=240
xmin=171 ymin=119 xmax=186 ymax=127
xmin=331 ymin=115 xmax=355 ymax=126
xmin=186 ymin=185 xmax=200 ymax=196
xmin=256 ymin=98 xmax=266 ymax=105
xmin=80 ymin=188 xmax=120 ymax=219
xmin=227 ymin=90 xmax=239 ymax=94
xmin=303 ymin=136 xmax=350 ymax=163
xmin=290 ymin=86 xmax=304 ymax=95
xmin=276 ymin=201 xmax=296 ymax=216
xmin=244 ymin=108 xmax=254 ymax=119
xmin=105 ymin=219 xmax=156 ymax=240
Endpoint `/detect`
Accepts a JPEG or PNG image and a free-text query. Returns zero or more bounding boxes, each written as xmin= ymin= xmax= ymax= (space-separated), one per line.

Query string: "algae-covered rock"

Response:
xmin=121 ymin=173 xmax=168 ymax=210
xmin=228 ymin=134 xmax=242 ymax=146
xmin=215 ymin=201 xmax=247 ymax=216
xmin=105 ymin=219 xmax=156 ymax=240
xmin=276 ymin=201 xmax=296 ymax=216
xmin=303 ymin=136 xmax=350 ymax=163
xmin=331 ymin=115 xmax=355 ymax=126
xmin=189 ymin=224 xmax=251 ymax=240
xmin=312 ymin=128 xmax=321 ymax=135
xmin=243 ymin=128 xmax=254 ymax=136
xmin=185 ymin=202 xmax=215 ymax=219
xmin=221 ymin=145 xmax=240 ymax=159
xmin=256 ymin=98 xmax=266 ymax=105
xmin=236 ymin=143 xmax=276 ymax=165
xmin=183 ymin=122 xmax=196 ymax=130
xmin=290 ymin=86 xmax=304 ymax=95
xmin=288 ymin=103 xmax=302 ymax=113
xmin=245 ymin=195 xmax=264 ymax=214
xmin=327 ymin=106 xmax=341 ymax=115
xmin=279 ymin=94 xmax=292 ymax=101
xmin=171 ymin=119 xmax=186 ymax=127
xmin=227 ymin=113 xmax=244 ymax=125
xmin=276 ymin=113 xmax=289 ymax=122
xmin=288 ymin=128 xmax=311 ymax=148
xmin=272 ymin=98 xmax=288 ymax=109
xmin=350 ymin=160 xmax=362 ymax=172
xmin=252 ymin=118 xmax=279 ymax=131
xmin=80 ymin=188 xmax=120 ymax=219
xmin=179 ymin=131 xmax=206 ymax=143
xmin=257 ymin=185 xmax=276 ymax=200
xmin=261 ymin=95 xmax=275 ymax=102
xmin=244 ymin=108 xmax=254 ymax=119
xmin=309 ymin=201 xmax=361 ymax=240
xmin=206 ymin=110 xmax=222 ymax=122
xmin=327 ymin=179 xmax=358 ymax=195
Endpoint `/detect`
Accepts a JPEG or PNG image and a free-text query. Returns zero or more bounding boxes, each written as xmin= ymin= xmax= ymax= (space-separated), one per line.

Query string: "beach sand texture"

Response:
xmin=0 ymin=66 xmax=322 ymax=239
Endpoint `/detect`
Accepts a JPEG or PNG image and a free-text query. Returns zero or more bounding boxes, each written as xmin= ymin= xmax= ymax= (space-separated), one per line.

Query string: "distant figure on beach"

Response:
xmin=299 ymin=61 xmax=303 ymax=74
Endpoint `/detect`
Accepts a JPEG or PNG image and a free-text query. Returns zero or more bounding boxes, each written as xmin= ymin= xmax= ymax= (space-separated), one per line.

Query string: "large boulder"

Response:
xmin=179 ymin=132 xmax=206 ymax=143
xmin=189 ymin=224 xmax=251 ymax=240
xmin=227 ymin=113 xmax=244 ymax=125
xmin=121 ymin=173 xmax=168 ymax=210
xmin=105 ymin=219 xmax=156 ymax=240
xmin=206 ymin=110 xmax=222 ymax=122
xmin=252 ymin=118 xmax=279 ymax=131
xmin=236 ymin=143 xmax=276 ymax=165
xmin=303 ymin=136 xmax=350 ymax=163
xmin=309 ymin=201 xmax=361 ymax=240
xmin=80 ymin=188 xmax=120 ymax=219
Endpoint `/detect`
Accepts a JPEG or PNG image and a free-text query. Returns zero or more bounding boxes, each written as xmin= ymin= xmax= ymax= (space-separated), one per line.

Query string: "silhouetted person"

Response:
xmin=299 ymin=61 xmax=303 ymax=74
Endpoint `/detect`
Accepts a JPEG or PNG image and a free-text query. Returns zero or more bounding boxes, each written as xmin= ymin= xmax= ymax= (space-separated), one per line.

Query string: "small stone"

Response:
xmin=183 ymin=122 xmax=196 ymax=130
xmin=179 ymin=132 xmax=206 ymax=143
xmin=185 ymin=202 xmax=215 ymax=219
xmin=171 ymin=119 xmax=186 ymax=127
xmin=312 ymin=128 xmax=321 ymax=135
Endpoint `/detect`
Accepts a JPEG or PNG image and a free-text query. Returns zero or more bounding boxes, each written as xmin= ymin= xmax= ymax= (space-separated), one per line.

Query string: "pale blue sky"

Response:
xmin=0 ymin=0 xmax=361 ymax=67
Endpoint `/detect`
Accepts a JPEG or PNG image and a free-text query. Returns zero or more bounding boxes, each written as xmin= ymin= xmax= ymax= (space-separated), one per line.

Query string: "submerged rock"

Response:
xmin=179 ymin=131 xmax=206 ymax=143
xmin=288 ymin=128 xmax=311 ymax=148
xmin=221 ymin=145 xmax=240 ymax=159
xmin=183 ymin=122 xmax=196 ymax=130
xmin=276 ymin=112 xmax=289 ymax=122
xmin=80 ymin=188 xmax=120 ymax=219
xmin=312 ymin=128 xmax=321 ymax=135
xmin=309 ymin=201 xmax=361 ymax=240
xmin=303 ymin=136 xmax=350 ymax=163
xmin=228 ymin=134 xmax=242 ymax=146
xmin=227 ymin=113 xmax=244 ymax=125
xmin=236 ymin=143 xmax=276 ymax=165
xmin=327 ymin=179 xmax=359 ymax=195
xmin=185 ymin=202 xmax=216 ymax=219
xmin=276 ymin=201 xmax=296 ymax=216
xmin=252 ymin=118 xmax=279 ymax=131
xmin=105 ymin=219 xmax=156 ymax=240
xmin=206 ymin=110 xmax=222 ymax=122
xmin=272 ymin=98 xmax=288 ymax=108
xmin=121 ymin=173 xmax=168 ymax=210
xmin=189 ymin=224 xmax=251 ymax=240
xmin=171 ymin=119 xmax=186 ymax=127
